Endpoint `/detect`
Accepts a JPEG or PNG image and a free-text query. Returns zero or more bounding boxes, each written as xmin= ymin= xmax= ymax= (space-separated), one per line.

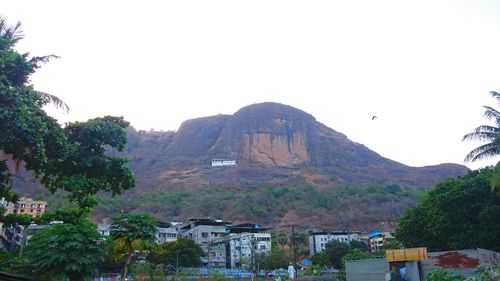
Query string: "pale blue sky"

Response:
xmin=3 ymin=0 xmax=500 ymax=169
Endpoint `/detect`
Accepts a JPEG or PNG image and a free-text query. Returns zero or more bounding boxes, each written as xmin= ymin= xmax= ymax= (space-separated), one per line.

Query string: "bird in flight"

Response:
xmin=372 ymin=116 xmax=377 ymax=120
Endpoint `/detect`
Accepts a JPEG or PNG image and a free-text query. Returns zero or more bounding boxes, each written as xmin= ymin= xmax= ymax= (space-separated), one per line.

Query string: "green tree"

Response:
xmin=2 ymin=213 xmax=32 ymax=256
xmin=349 ymin=240 xmax=369 ymax=252
xmin=396 ymin=168 xmax=500 ymax=252
xmin=337 ymin=249 xmax=372 ymax=281
xmin=324 ymin=240 xmax=351 ymax=269
xmin=256 ymin=247 xmax=289 ymax=271
xmin=463 ymin=91 xmax=500 ymax=162
xmin=22 ymin=220 xmax=103 ymax=281
xmin=110 ymin=213 xmax=158 ymax=281
xmin=311 ymin=251 xmax=331 ymax=268
xmin=148 ymin=238 xmax=204 ymax=267
xmin=43 ymin=116 xmax=135 ymax=209
xmin=0 ymin=17 xmax=133 ymax=209
xmin=35 ymin=208 xmax=88 ymax=225
xmin=0 ymin=17 xmax=67 ymax=203
xmin=382 ymin=238 xmax=403 ymax=251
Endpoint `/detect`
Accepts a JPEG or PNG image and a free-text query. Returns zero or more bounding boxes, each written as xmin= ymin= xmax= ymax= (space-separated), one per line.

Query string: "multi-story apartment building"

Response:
xmin=5 ymin=197 xmax=47 ymax=218
xmin=179 ymin=218 xmax=230 ymax=267
xmin=157 ymin=221 xmax=178 ymax=244
xmin=368 ymin=231 xmax=393 ymax=253
xmin=308 ymin=231 xmax=361 ymax=256
xmin=97 ymin=221 xmax=179 ymax=244
xmin=223 ymin=223 xmax=272 ymax=269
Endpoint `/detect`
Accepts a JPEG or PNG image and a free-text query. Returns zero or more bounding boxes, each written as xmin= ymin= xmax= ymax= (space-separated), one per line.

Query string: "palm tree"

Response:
xmin=463 ymin=91 xmax=500 ymax=162
xmin=110 ymin=213 xmax=158 ymax=281
xmin=0 ymin=16 xmax=68 ymax=112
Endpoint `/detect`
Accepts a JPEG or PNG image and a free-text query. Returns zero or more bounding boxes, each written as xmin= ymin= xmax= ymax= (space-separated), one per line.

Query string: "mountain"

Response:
xmin=123 ymin=102 xmax=467 ymax=189
xmin=16 ymin=102 xmax=469 ymax=229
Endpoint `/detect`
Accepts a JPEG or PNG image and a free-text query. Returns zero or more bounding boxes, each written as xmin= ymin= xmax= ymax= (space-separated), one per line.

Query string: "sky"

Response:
xmin=3 ymin=0 xmax=500 ymax=170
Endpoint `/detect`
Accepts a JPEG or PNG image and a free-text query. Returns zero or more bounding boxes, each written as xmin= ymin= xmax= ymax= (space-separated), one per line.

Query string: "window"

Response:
xmin=260 ymin=245 xmax=266 ymax=250
xmin=202 ymin=232 xmax=208 ymax=238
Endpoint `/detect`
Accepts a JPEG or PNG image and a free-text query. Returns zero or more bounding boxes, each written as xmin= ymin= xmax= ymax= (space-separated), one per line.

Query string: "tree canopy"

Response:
xmin=42 ymin=116 xmax=135 ymax=208
xmin=0 ymin=17 xmax=66 ymax=204
xmin=0 ymin=17 xmax=134 ymax=209
xmin=396 ymin=168 xmax=500 ymax=252
xmin=148 ymin=238 xmax=204 ymax=268
xmin=22 ymin=220 xmax=104 ymax=281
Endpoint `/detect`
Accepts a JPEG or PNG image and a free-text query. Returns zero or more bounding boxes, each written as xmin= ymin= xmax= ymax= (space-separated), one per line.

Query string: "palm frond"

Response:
xmin=464 ymin=143 xmax=500 ymax=162
xmin=30 ymin=55 xmax=60 ymax=65
xmin=0 ymin=17 xmax=23 ymax=42
xmin=36 ymin=91 xmax=69 ymax=113
xmin=462 ymin=125 xmax=499 ymax=141
xmin=491 ymin=91 xmax=500 ymax=104
xmin=483 ymin=106 xmax=500 ymax=124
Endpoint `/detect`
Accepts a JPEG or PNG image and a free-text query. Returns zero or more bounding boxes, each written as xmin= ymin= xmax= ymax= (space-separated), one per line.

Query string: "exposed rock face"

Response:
xmin=208 ymin=103 xmax=315 ymax=166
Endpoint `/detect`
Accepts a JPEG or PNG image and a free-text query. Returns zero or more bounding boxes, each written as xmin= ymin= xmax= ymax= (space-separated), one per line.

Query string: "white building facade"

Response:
xmin=309 ymin=231 xmax=361 ymax=256
xmin=226 ymin=232 xmax=272 ymax=269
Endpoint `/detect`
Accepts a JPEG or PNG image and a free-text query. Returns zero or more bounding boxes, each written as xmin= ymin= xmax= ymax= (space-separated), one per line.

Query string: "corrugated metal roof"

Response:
xmin=368 ymin=231 xmax=382 ymax=238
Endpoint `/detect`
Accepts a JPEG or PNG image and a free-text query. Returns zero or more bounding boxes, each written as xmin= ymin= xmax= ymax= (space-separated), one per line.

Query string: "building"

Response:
xmin=156 ymin=221 xmax=178 ymax=244
xmin=309 ymin=231 xmax=361 ymax=256
xmin=367 ymin=231 xmax=393 ymax=253
xmin=179 ymin=218 xmax=230 ymax=267
xmin=211 ymin=159 xmax=237 ymax=167
xmin=223 ymin=223 xmax=272 ymax=269
xmin=97 ymin=221 xmax=178 ymax=244
xmin=97 ymin=223 xmax=111 ymax=236
xmin=5 ymin=197 xmax=47 ymax=218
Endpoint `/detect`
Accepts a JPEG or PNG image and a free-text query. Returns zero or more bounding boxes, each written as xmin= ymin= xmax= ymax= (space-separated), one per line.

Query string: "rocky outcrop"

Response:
xmin=121 ymin=102 xmax=469 ymax=189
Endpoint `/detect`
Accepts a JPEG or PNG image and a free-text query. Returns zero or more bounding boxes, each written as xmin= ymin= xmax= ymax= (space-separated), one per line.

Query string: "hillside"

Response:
xmin=16 ymin=102 xmax=469 ymax=229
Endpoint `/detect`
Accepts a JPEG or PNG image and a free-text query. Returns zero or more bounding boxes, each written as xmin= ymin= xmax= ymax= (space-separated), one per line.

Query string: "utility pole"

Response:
xmin=250 ymin=235 xmax=256 ymax=281
xmin=292 ymin=225 xmax=297 ymax=273
xmin=176 ymin=250 xmax=179 ymax=273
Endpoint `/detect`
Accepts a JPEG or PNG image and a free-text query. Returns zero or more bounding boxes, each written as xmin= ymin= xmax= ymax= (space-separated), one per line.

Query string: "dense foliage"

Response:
xmin=43 ymin=116 xmax=135 ymax=208
xmin=0 ymin=17 xmax=134 ymax=210
xmin=0 ymin=17 xmax=66 ymax=204
xmin=311 ymin=240 xmax=369 ymax=269
xmin=22 ymin=221 xmax=104 ymax=281
xmin=396 ymin=168 xmax=500 ymax=252
xmin=148 ymin=238 xmax=204 ymax=267
xmin=90 ymin=183 xmax=420 ymax=227
xmin=256 ymin=247 xmax=289 ymax=271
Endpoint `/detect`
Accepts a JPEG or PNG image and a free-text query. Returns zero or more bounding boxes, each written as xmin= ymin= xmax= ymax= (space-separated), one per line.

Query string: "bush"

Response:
xmin=426 ymin=269 xmax=465 ymax=281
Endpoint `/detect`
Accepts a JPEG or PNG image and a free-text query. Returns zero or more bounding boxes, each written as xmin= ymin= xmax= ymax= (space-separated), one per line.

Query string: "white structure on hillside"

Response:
xmin=309 ymin=231 xmax=362 ymax=256
xmin=211 ymin=159 xmax=237 ymax=167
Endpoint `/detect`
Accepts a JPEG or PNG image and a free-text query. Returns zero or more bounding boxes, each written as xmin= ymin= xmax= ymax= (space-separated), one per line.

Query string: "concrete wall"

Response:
xmin=346 ymin=258 xmax=388 ymax=281
xmin=345 ymin=249 xmax=500 ymax=281
xmin=421 ymin=248 xmax=499 ymax=278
